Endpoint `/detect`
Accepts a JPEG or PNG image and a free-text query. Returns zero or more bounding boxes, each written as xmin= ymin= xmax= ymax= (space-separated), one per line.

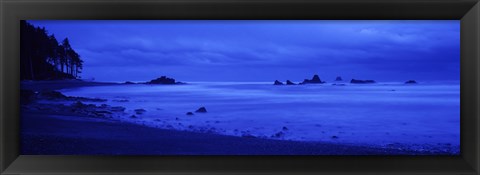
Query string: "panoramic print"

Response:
xmin=20 ymin=20 xmax=460 ymax=155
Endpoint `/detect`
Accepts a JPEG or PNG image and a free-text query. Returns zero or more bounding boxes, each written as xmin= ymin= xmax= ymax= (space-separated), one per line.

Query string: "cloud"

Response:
xmin=28 ymin=20 xmax=460 ymax=82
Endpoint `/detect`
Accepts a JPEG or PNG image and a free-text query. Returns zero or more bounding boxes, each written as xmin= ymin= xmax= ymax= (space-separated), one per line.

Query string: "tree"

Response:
xmin=20 ymin=21 xmax=84 ymax=80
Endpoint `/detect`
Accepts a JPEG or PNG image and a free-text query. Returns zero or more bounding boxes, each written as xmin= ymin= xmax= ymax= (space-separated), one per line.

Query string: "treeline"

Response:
xmin=21 ymin=21 xmax=83 ymax=80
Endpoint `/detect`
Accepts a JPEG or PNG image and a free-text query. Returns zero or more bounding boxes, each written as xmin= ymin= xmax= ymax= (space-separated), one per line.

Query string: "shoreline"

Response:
xmin=21 ymin=79 xmax=121 ymax=91
xmin=22 ymin=110 xmax=429 ymax=155
xmin=20 ymin=80 xmax=457 ymax=155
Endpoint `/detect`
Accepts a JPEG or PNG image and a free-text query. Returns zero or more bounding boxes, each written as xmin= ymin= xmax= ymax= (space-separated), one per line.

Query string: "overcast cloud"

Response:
xmin=28 ymin=20 xmax=460 ymax=82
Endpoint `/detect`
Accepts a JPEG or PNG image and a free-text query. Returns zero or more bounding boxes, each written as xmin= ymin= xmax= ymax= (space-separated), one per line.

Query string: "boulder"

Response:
xmin=195 ymin=107 xmax=207 ymax=113
xmin=147 ymin=76 xmax=176 ymax=84
xmin=286 ymin=80 xmax=296 ymax=85
xmin=350 ymin=79 xmax=376 ymax=84
xmin=186 ymin=112 xmax=194 ymax=115
xmin=300 ymin=74 xmax=325 ymax=84
xmin=335 ymin=76 xmax=343 ymax=81
xmin=405 ymin=80 xmax=417 ymax=84
xmin=273 ymin=80 xmax=284 ymax=85
xmin=272 ymin=131 xmax=285 ymax=138
xmin=134 ymin=108 xmax=146 ymax=114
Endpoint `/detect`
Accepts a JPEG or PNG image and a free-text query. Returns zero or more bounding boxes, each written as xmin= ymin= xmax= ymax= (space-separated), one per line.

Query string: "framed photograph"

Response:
xmin=1 ymin=0 xmax=479 ymax=174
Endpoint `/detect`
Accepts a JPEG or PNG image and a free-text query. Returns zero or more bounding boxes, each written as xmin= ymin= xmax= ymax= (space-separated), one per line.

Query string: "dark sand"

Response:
xmin=20 ymin=80 xmax=434 ymax=155
xmin=21 ymin=111 xmax=424 ymax=155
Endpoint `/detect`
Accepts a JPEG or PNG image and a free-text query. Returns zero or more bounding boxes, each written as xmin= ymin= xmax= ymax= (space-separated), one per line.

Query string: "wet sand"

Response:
xmin=21 ymin=111 xmax=424 ymax=155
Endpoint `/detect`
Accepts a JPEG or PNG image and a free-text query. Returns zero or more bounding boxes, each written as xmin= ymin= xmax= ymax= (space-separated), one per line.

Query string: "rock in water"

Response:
xmin=195 ymin=107 xmax=207 ymax=113
xmin=134 ymin=109 xmax=146 ymax=114
xmin=405 ymin=80 xmax=417 ymax=84
xmin=350 ymin=79 xmax=376 ymax=84
xmin=273 ymin=80 xmax=284 ymax=85
xmin=286 ymin=80 xmax=296 ymax=85
xmin=273 ymin=131 xmax=285 ymax=138
xmin=186 ymin=112 xmax=194 ymax=115
xmin=301 ymin=74 xmax=325 ymax=84
xmin=124 ymin=81 xmax=135 ymax=84
xmin=335 ymin=76 xmax=343 ymax=81
xmin=311 ymin=75 xmax=321 ymax=82
xmin=147 ymin=76 xmax=176 ymax=84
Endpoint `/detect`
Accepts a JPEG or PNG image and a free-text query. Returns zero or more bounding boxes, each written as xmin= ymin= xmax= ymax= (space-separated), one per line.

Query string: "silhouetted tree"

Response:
xmin=20 ymin=21 xmax=83 ymax=80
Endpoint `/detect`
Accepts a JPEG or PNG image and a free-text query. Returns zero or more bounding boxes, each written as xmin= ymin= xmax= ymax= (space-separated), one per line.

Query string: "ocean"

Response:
xmin=60 ymin=81 xmax=460 ymax=150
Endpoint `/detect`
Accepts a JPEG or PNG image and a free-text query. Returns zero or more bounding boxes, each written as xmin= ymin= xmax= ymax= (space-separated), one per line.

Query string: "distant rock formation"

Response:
xmin=286 ymin=80 xmax=296 ymax=85
xmin=124 ymin=81 xmax=135 ymax=84
xmin=405 ymin=80 xmax=417 ymax=84
xmin=332 ymin=84 xmax=346 ymax=86
xmin=335 ymin=76 xmax=343 ymax=81
xmin=273 ymin=80 xmax=284 ymax=85
xmin=350 ymin=79 xmax=376 ymax=84
xmin=195 ymin=107 xmax=207 ymax=113
xmin=186 ymin=112 xmax=194 ymax=115
xmin=147 ymin=76 xmax=177 ymax=84
xmin=300 ymin=74 xmax=325 ymax=84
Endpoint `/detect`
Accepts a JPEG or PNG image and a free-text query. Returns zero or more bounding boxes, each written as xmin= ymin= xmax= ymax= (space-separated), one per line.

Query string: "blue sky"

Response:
xmin=28 ymin=20 xmax=460 ymax=83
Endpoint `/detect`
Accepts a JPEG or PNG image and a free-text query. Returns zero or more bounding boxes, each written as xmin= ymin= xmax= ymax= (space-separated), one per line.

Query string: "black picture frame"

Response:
xmin=1 ymin=0 xmax=479 ymax=174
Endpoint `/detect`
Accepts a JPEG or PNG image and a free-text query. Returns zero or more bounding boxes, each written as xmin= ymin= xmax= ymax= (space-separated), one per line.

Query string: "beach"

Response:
xmin=20 ymin=80 xmax=458 ymax=155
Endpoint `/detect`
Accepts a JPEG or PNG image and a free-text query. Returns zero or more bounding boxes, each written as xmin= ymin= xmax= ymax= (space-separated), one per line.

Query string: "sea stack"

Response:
xmin=286 ymin=80 xmax=296 ymax=85
xmin=273 ymin=80 xmax=284 ymax=85
xmin=350 ymin=79 xmax=376 ymax=84
xmin=147 ymin=76 xmax=177 ymax=84
xmin=335 ymin=76 xmax=343 ymax=81
xmin=405 ymin=80 xmax=417 ymax=84
xmin=300 ymin=74 xmax=325 ymax=84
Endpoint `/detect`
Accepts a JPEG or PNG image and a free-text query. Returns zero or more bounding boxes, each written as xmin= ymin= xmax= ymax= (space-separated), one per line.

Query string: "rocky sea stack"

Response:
xmin=335 ymin=76 xmax=343 ymax=81
xmin=286 ymin=80 xmax=296 ymax=85
xmin=273 ymin=80 xmax=284 ymax=85
xmin=350 ymin=79 xmax=376 ymax=84
xmin=300 ymin=74 xmax=325 ymax=84
xmin=147 ymin=76 xmax=183 ymax=84
xmin=405 ymin=80 xmax=417 ymax=84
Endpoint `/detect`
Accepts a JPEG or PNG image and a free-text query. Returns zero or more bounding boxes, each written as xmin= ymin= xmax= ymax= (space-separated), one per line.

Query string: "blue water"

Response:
xmin=60 ymin=82 xmax=460 ymax=150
